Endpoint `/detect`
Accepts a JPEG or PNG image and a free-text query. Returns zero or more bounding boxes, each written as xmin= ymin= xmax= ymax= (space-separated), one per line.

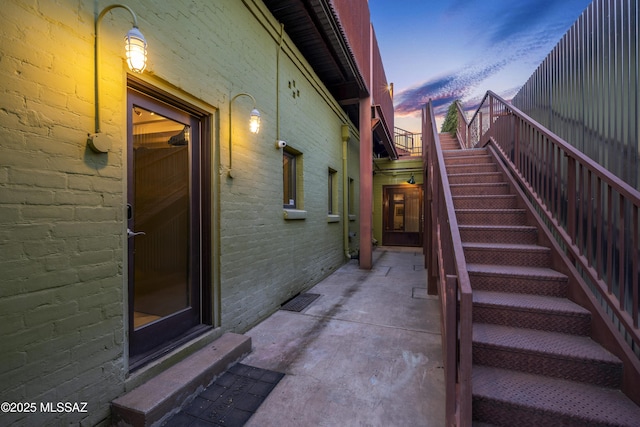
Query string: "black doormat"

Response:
xmin=162 ymin=363 xmax=284 ymax=427
xmin=280 ymin=293 xmax=321 ymax=312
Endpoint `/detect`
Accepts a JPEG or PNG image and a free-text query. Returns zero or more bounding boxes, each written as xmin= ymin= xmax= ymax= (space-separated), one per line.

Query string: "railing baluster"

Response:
xmin=514 ymin=118 xmax=520 ymax=170
xmin=577 ymin=162 xmax=585 ymax=249
xmin=568 ymin=155 xmax=577 ymax=242
xmin=607 ymin=186 xmax=614 ymax=294
xmin=587 ymin=169 xmax=594 ymax=266
xmin=633 ymin=204 xmax=639 ymax=326
xmin=618 ymin=194 xmax=625 ymax=310
xmin=596 ymin=178 xmax=603 ymax=279
xmin=556 ymin=145 xmax=562 ymax=223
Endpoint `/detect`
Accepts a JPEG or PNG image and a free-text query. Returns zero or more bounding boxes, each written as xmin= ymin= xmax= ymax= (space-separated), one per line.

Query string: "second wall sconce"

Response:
xmin=88 ymin=4 xmax=148 ymax=153
xmin=228 ymin=93 xmax=261 ymax=178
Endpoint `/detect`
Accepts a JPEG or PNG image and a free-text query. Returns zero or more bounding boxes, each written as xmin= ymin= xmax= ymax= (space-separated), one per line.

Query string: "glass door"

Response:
xmin=383 ymin=185 xmax=423 ymax=246
xmin=127 ymin=88 xmax=207 ymax=364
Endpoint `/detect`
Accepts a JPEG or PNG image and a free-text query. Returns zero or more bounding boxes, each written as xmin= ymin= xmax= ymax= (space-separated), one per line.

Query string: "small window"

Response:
xmin=283 ymin=151 xmax=296 ymax=208
xmin=328 ymin=168 xmax=338 ymax=214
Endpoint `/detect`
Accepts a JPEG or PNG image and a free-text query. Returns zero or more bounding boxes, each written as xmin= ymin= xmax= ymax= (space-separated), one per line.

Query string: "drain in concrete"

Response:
xmin=280 ymin=293 xmax=321 ymax=312
xmin=162 ymin=363 xmax=284 ymax=427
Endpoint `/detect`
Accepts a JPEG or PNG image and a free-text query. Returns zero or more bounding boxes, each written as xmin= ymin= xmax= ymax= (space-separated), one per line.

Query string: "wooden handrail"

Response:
xmin=425 ymin=99 xmax=472 ymax=426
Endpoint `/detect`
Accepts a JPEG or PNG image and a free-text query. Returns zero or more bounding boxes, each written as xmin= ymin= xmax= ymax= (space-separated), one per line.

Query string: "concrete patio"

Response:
xmin=242 ymin=246 xmax=445 ymax=426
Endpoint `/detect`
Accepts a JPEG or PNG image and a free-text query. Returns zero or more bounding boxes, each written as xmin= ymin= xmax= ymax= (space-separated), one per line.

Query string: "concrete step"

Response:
xmin=467 ymin=263 xmax=569 ymax=297
xmin=463 ymin=242 xmax=551 ymax=267
xmin=111 ymin=333 xmax=252 ymax=427
xmin=472 ymin=365 xmax=640 ymax=426
xmin=472 ymin=323 xmax=622 ymax=388
xmin=472 ymin=290 xmax=591 ymax=335
xmin=459 ymin=224 xmax=538 ymax=245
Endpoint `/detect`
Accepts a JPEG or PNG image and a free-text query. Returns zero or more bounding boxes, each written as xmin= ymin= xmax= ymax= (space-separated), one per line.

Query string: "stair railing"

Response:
xmin=468 ymin=90 xmax=640 ymax=383
xmin=424 ymin=99 xmax=472 ymax=426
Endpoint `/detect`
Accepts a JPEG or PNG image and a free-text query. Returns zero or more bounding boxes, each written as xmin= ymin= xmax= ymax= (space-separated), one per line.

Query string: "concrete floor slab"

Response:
xmin=243 ymin=247 xmax=445 ymax=427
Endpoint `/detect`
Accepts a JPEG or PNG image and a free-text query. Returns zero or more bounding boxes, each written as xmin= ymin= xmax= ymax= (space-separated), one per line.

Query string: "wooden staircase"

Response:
xmin=439 ymin=134 xmax=640 ymax=426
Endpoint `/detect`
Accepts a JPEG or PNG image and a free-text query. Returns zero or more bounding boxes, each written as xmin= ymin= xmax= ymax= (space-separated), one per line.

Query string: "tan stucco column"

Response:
xmin=359 ymin=96 xmax=373 ymax=269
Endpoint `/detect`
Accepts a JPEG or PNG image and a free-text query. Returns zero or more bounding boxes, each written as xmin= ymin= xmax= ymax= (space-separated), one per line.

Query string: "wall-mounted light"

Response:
xmin=88 ymin=4 xmax=148 ymax=153
xmin=228 ymin=93 xmax=260 ymax=178
xmin=124 ymin=26 xmax=147 ymax=73
xmin=407 ymin=174 xmax=416 ymax=184
xmin=249 ymin=108 xmax=261 ymax=134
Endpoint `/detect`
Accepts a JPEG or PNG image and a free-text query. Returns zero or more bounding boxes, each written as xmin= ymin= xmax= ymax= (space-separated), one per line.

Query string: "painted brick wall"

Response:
xmin=0 ymin=1 xmax=126 ymax=425
xmin=0 ymin=0 xmax=360 ymax=425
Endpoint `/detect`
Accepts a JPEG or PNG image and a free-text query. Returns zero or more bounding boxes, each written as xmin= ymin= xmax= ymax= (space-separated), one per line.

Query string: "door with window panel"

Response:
xmin=383 ymin=185 xmax=423 ymax=246
xmin=127 ymin=88 xmax=209 ymax=365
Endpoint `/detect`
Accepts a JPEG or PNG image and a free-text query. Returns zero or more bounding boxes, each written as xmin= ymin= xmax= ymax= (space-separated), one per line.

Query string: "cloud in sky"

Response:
xmin=394 ymin=59 xmax=509 ymax=116
xmin=369 ymin=0 xmax=592 ymax=128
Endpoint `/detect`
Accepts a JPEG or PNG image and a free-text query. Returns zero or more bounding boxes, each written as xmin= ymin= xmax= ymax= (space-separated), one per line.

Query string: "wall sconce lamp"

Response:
xmin=228 ymin=93 xmax=261 ymax=178
xmin=407 ymin=174 xmax=416 ymax=184
xmin=88 ymin=4 xmax=148 ymax=153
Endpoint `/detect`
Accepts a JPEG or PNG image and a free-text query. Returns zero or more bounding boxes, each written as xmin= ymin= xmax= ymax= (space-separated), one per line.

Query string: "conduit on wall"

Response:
xmin=342 ymin=124 xmax=350 ymax=259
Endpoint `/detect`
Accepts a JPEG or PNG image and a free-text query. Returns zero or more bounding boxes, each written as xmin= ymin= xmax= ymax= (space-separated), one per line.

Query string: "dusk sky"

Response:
xmin=369 ymin=0 xmax=593 ymax=131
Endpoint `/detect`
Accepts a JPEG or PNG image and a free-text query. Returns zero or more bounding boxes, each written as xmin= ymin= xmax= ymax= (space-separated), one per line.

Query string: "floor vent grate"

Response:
xmin=280 ymin=293 xmax=321 ymax=312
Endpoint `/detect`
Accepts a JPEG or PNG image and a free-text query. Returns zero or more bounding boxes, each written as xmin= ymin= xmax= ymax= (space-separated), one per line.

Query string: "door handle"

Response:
xmin=127 ymin=228 xmax=146 ymax=238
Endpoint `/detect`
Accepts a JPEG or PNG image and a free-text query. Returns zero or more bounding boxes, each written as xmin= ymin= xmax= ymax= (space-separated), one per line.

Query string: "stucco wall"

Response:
xmin=0 ymin=0 xmax=360 ymax=425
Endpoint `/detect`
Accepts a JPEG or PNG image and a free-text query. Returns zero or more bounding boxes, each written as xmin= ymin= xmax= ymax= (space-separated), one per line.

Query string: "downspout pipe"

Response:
xmin=342 ymin=124 xmax=350 ymax=259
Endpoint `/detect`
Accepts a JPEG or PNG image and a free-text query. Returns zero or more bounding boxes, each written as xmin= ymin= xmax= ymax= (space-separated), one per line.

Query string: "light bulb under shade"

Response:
xmin=125 ymin=26 xmax=147 ymax=73
xmin=249 ymin=108 xmax=261 ymax=134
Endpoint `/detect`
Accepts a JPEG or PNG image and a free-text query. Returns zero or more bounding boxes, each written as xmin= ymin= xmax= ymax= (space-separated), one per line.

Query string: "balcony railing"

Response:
xmin=394 ymin=127 xmax=422 ymax=156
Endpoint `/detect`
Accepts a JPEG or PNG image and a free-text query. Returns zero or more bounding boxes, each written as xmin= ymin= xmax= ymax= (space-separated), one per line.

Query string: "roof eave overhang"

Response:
xmin=372 ymin=105 xmax=398 ymax=160
xmin=263 ymin=0 xmax=369 ymax=105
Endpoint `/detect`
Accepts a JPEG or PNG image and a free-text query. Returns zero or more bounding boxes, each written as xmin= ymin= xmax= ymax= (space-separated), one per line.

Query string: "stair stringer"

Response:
xmin=483 ymin=139 xmax=640 ymax=406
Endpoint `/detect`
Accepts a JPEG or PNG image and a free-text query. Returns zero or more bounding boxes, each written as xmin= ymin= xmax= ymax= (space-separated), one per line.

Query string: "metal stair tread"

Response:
xmin=462 ymin=242 xmax=549 ymax=251
xmin=473 ymin=290 xmax=590 ymax=316
xmin=447 ymin=171 xmax=503 ymax=178
xmin=473 ymin=365 xmax=640 ymax=426
xmin=459 ymin=224 xmax=536 ymax=231
xmin=456 ymin=208 xmax=526 ymax=214
xmin=447 ymin=163 xmax=496 ymax=169
xmin=473 ymin=323 xmax=620 ymax=364
xmin=467 ymin=263 xmax=567 ymax=281
xmin=449 ymin=182 xmax=509 ymax=188
xmin=442 ymin=148 xmax=487 ymax=155
xmin=453 ymin=194 xmax=516 ymax=199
